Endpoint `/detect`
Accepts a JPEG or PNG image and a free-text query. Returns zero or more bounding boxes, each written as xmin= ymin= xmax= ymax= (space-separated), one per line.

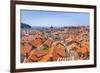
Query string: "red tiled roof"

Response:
xmin=44 ymin=37 xmax=53 ymax=47
xmin=21 ymin=43 xmax=32 ymax=56
xmin=32 ymin=35 xmax=43 ymax=48
xmin=28 ymin=50 xmax=48 ymax=61
xmin=52 ymin=42 xmax=65 ymax=61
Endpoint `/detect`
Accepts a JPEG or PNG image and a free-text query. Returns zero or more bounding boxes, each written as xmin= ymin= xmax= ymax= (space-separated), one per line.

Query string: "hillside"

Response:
xmin=21 ymin=23 xmax=31 ymax=28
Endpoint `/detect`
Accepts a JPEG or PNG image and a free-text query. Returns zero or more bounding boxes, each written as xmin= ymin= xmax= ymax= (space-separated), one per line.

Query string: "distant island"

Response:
xmin=21 ymin=23 xmax=31 ymax=29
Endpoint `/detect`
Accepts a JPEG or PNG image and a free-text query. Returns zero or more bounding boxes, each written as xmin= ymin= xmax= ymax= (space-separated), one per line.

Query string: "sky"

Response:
xmin=20 ymin=10 xmax=90 ymax=27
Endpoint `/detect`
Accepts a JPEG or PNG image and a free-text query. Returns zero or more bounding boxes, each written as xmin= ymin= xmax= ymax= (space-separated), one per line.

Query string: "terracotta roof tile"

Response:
xmin=28 ymin=50 xmax=48 ymax=61
xmin=44 ymin=37 xmax=53 ymax=47
xmin=21 ymin=43 xmax=32 ymax=56
xmin=32 ymin=35 xmax=43 ymax=48
xmin=52 ymin=42 xmax=65 ymax=61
